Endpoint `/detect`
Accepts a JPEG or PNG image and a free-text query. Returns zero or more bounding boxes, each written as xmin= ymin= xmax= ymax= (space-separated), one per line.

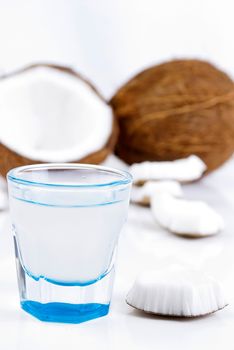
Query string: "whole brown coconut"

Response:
xmin=0 ymin=64 xmax=118 ymax=176
xmin=110 ymin=59 xmax=234 ymax=172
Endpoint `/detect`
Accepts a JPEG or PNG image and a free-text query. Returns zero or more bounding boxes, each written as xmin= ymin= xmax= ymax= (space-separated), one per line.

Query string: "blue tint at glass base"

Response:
xmin=21 ymin=301 xmax=110 ymax=323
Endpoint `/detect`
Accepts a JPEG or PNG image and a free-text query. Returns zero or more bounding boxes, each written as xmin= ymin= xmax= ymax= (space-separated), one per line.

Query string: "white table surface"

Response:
xmin=0 ymin=155 xmax=234 ymax=350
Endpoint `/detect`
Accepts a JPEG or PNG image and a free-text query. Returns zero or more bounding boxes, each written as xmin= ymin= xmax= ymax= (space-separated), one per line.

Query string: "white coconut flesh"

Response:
xmin=0 ymin=67 xmax=113 ymax=162
xmin=151 ymin=193 xmax=224 ymax=237
xmin=131 ymin=180 xmax=183 ymax=205
xmin=130 ymin=155 xmax=207 ymax=184
xmin=126 ymin=267 xmax=228 ymax=317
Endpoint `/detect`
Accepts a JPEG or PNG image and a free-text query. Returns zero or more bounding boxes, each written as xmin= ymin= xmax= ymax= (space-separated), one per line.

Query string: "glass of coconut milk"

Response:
xmin=7 ymin=163 xmax=132 ymax=323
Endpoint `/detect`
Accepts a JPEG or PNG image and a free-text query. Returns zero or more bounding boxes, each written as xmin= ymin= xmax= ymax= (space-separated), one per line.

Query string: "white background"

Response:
xmin=0 ymin=0 xmax=234 ymax=98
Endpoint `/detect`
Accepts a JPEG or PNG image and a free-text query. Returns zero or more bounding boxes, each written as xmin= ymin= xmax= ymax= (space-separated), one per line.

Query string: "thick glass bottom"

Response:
xmin=13 ymin=235 xmax=115 ymax=324
xmin=21 ymin=301 xmax=109 ymax=323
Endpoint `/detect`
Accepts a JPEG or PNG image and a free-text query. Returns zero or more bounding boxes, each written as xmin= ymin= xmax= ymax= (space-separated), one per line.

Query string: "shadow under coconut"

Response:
xmin=172 ymin=233 xmax=217 ymax=240
xmin=127 ymin=307 xmax=218 ymax=323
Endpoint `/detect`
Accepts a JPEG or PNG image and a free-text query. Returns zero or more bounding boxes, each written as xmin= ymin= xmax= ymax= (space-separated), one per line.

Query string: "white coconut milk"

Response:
xmin=10 ymin=197 xmax=129 ymax=284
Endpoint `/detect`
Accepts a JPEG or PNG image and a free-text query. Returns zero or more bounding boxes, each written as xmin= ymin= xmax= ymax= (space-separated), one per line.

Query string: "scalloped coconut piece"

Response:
xmin=151 ymin=193 xmax=224 ymax=237
xmin=126 ymin=266 xmax=228 ymax=317
xmin=129 ymin=155 xmax=207 ymax=184
xmin=131 ymin=180 xmax=183 ymax=206
xmin=0 ymin=65 xmax=116 ymax=175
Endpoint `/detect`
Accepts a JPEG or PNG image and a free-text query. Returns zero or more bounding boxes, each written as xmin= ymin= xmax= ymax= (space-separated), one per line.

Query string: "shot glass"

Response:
xmin=7 ymin=163 xmax=132 ymax=323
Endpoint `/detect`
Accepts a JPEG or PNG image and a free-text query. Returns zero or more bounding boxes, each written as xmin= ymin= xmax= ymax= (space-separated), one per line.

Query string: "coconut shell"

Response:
xmin=111 ymin=59 xmax=234 ymax=172
xmin=0 ymin=64 xmax=118 ymax=177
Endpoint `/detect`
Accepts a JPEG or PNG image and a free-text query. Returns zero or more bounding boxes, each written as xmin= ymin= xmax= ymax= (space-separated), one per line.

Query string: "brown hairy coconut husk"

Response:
xmin=0 ymin=64 xmax=118 ymax=176
xmin=111 ymin=59 xmax=234 ymax=172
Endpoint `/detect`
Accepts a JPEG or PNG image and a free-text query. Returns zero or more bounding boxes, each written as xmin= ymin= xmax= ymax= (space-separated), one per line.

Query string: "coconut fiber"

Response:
xmin=111 ymin=59 xmax=234 ymax=172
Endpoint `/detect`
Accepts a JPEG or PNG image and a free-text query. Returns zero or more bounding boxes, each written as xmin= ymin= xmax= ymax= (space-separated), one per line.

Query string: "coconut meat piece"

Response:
xmin=151 ymin=193 xmax=224 ymax=237
xmin=126 ymin=266 xmax=228 ymax=317
xmin=0 ymin=67 xmax=113 ymax=162
xmin=130 ymin=155 xmax=207 ymax=184
xmin=131 ymin=180 xmax=183 ymax=205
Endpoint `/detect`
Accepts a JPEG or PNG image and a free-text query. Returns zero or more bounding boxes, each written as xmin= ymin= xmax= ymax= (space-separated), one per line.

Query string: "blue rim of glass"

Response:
xmin=7 ymin=163 xmax=132 ymax=189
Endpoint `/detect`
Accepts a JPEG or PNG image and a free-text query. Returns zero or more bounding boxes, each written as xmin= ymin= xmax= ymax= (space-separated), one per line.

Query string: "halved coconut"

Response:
xmin=0 ymin=64 xmax=118 ymax=176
